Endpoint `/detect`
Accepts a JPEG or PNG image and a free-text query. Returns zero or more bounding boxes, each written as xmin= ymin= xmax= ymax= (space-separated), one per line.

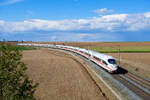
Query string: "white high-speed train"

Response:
xmin=18 ymin=43 xmax=118 ymax=73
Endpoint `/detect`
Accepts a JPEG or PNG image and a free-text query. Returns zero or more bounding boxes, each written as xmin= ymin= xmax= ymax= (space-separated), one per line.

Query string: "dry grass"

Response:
xmin=22 ymin=49 xmax=106 ymax=100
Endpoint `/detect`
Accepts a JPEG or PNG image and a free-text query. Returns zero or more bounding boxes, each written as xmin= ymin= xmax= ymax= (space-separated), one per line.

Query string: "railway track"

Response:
xmin=112 ymin=71 xmax=150 ymax=100
xmin=125 ymin=72 xmax=150 ymax=91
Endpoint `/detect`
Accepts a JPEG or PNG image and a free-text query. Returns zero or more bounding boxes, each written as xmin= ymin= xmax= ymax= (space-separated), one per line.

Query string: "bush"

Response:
xmin=0 ymin=44 xmax=38 ymax=100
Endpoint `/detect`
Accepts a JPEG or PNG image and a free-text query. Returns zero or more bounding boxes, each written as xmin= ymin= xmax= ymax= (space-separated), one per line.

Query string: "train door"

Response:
xmin=102 ymin=60 xmax=108 ymax=70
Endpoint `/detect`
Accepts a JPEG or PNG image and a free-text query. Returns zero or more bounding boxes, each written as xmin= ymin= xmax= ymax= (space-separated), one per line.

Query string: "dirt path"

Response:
xmin=22 ymin=49 xmax=106 ymax=100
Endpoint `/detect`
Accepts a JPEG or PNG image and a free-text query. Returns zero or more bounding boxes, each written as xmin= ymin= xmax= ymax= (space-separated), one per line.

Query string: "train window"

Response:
xmin=108 ymin=59 xmax=116 ymax=64
xmin=85 ymin=52 xmax=90 ymax=56
xmin=93 ymin=56 xmax=101 ymax=61
xmin=84 ymin=52 xmax=88 ymax=55
xmin=80 ymin=51 xmax=83 ymax=53
xmin=102 ymin=60 xmax=108 ymax=65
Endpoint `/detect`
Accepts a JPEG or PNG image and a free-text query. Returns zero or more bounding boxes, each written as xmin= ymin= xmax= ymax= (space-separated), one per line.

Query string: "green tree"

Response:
xmin=0 ymin=44 xmax=38 ymax=100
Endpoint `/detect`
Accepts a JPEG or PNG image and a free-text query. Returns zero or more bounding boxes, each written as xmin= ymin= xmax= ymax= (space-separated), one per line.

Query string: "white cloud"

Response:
xmin=100 ymin=14 xmax=127 ymax=22
xmin=93 ymin=8 xmax=114 ymax=15
xmin=75 ymin=33 xmax=120 ymax=42
xmin=77 ymin=33 xmax=95 ymax=38
xmin=144 ymin=12 xmax=150 ymax=18
xmin=0 ymin=20 xmax=5 ymax=24
xmin=0 ymin=12 xmax=150 ymax=33
xmin=50 ymin=36 xmax=57 ymax=41
xmin=48 ymin=33 xmax=119 ymax=42
xmin=0 ymin=0 xmax=23 ymax=6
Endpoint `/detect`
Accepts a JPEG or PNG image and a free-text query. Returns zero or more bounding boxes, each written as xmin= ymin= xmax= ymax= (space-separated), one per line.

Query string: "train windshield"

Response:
xmin=108 ymin=59 xmax=116 ymax=64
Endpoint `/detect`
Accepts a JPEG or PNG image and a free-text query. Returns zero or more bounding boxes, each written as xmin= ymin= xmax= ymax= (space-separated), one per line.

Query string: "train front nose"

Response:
xmin=110 ymin=64 xmax=118 ymax=71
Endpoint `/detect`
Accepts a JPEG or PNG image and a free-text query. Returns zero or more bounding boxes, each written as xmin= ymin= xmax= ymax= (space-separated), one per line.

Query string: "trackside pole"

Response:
xmin=118 ymin=45 xmax=120 ymax=65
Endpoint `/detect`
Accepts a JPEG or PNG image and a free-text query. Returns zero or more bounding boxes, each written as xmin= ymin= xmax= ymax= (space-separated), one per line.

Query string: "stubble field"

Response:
xmin=22 ymin=49 xmax=106 ymax=100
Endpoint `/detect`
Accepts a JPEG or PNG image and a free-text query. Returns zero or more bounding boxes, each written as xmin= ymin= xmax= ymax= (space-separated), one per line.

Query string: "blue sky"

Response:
xmin=0 ymin=0 xmax=150 ymax=41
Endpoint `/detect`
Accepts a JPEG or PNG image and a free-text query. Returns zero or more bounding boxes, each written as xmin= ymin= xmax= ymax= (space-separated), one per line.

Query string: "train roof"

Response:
xmin=90 ymin=50 xmax=115 ymax=60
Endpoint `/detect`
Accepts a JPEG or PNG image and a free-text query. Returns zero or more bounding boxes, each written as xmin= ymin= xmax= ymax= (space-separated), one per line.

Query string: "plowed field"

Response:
xmin=22 ymin=49 xmax=106 ymax=100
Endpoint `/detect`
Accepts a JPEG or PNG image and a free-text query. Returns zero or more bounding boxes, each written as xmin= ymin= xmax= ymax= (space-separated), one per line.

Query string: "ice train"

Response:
xmin=18 ymin=43 xmax=118 ymax=73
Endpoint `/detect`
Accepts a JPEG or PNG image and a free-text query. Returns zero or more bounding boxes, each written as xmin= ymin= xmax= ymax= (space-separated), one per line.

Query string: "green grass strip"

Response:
xmin=0 ymin=45 xmax=36 ymax=51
